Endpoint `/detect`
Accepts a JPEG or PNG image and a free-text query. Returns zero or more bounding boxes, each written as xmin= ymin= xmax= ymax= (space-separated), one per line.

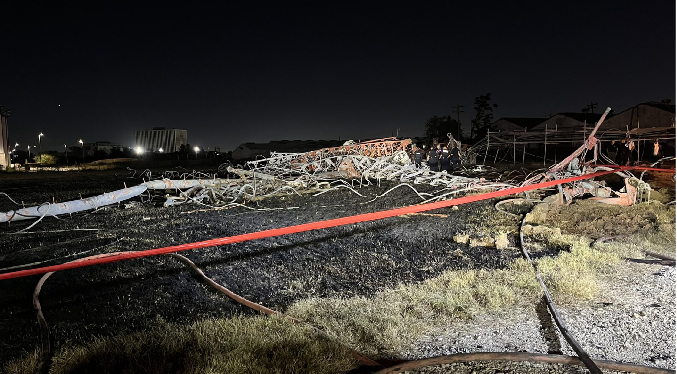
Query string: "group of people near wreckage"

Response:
xmin=411 ymin=143 xmax=461 ymax=172
xmin=608 ymin=138 xmax=664 ymax=166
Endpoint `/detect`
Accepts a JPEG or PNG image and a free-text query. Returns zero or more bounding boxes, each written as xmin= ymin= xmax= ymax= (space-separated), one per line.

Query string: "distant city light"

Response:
xmin=158 ymin=147 xmax=164 ymax=152
xmin=136 ymin=147 xmax=144 ymax=154
xmin=194 ymin=147 xmax=199 ymax=152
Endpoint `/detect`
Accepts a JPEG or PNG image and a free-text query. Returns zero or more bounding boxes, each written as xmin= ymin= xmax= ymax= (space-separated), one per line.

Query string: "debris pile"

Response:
xmin=216 ymin=137 xmax=517 ymax=206
xmin=3 ymin=119 xmax=670 ymax=227
xmin=1 ymin=138 xmax=522 ymax=223
xmin=521 ymin=107 xmax=659 ymax=206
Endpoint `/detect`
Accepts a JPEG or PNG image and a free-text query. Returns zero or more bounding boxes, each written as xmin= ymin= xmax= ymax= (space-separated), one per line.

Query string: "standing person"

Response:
xmin=625 ymin=139 xmax=635 ymax=165
xmin=427 ymin=146 xmax=439 ymax=171
xmin=450 ymin=145 xmax=461 ymax=172
xmin=608 ymin=140 xmax=617 ymax=161
xmin=413 ymin=146 xmax=424 ymax=168
xmin=653 ymin=140 xmax=663 ymax=163
xmin=439 ymin=146 xmax=451 ymax=172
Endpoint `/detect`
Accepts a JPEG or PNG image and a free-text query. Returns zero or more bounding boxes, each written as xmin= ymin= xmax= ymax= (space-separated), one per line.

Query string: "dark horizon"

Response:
xmin=1 ymin=1 xmax=675 ymax=153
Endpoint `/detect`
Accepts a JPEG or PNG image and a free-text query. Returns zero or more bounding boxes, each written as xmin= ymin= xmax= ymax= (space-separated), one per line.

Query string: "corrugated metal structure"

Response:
xmin=493 ymin=117 xmax=547 ymax=132
xmin=135 ymin=127 xmax=187 ymax=152
xmin=597 ymin=102 xmax=676 ymax=134
xmin=472 ymin=102 xmax=675 ymax=165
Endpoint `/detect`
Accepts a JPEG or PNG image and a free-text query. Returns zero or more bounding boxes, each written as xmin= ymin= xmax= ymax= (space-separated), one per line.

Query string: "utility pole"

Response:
xmin=452 ymin=104 xmax=464 ymax=139
xmin=587 ymin=102 xmax=598 ymax=114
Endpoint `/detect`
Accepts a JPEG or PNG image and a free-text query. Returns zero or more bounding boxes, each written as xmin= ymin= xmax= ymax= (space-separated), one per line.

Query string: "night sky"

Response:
xmin=1 ymin=1 xmax=674 ymax=153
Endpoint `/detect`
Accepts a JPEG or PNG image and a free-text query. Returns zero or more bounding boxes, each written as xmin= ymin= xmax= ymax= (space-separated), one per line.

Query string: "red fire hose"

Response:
xmin=0 ymin=166 xmax=673 ymax=281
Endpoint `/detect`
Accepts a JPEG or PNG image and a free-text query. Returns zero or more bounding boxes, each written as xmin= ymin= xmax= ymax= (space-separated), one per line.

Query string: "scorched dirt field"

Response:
xmin=0 ymin=167 xmax=675 ymax=374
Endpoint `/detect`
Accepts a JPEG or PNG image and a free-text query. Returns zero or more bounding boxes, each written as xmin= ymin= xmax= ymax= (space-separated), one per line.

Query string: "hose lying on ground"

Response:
xmin=374 ymin=352 xmax=674 ymax=374
xmin=518 ymin=215 xmax=602 ymax=374
xmin=168 ymin=253 xmax=381 ymax=368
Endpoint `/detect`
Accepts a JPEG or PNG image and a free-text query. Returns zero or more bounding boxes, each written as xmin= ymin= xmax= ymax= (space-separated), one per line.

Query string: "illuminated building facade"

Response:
xmin=135 ymin=127 xmax=187 ymax=153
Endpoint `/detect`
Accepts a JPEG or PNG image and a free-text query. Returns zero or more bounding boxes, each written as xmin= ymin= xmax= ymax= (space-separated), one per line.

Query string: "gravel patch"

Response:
xmin=391 ymin=361 xmax=635 ymax=374
xmin=557 ymin=263 xmax=675 ymax=369
xmin=400 ymin=262 xmax=675 ymax=372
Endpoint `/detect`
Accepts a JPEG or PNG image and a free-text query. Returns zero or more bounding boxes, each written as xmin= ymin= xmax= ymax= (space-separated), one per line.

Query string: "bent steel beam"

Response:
xmin=142 ymin=178 xmax=231 ymax=189
xmin=1 ymin=185 xmax=148 ymax=223
xmin=1 ymin=179 xmax=234 ymax=223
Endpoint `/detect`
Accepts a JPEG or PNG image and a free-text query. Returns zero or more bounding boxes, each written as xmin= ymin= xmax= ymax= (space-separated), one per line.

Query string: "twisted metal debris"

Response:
xmin=212 ymin=138 xmax=518 ymax=206
xmin=3 ymin=124 xmax=665 ymax=226
xmin=1 ymin=138 xmax=522 ymax=223
xmin=521 ymin=107 xmax=652 ymax=205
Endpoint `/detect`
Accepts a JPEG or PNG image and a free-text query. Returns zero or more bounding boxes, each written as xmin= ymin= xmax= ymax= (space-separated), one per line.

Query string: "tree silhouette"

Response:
xmin=424 ymin=115 xmax=460 ymax=143
xmin=470 ymin=93 xmax=498 ymax=141
xmin=36 ymin=153 xmax=58 ymax=165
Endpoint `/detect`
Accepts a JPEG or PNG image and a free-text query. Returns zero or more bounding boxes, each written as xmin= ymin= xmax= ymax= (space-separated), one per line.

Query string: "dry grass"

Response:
xmin=526 ymin=199 xmax=675 ymax=240
xmin=285 ymin=260 xmax=540 ymax=358
xmin=2 ymin=316 xmax=356 ymax=374
xmin=525 ymin=200 xmax=675 ymax=301
xmin=4 ymin=199 xmax=674 ymax=373
xmin=284 ymin=201 xmax=676 ymax=359
xmin=534 ymin=233 xmax=618 ymax=301
xmin=1 ymin=351 xmax=41 ymax=374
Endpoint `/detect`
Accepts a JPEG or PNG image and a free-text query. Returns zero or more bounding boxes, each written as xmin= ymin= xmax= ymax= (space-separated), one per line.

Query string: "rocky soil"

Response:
xmin=400 ymin=263 xmax=675 ymax=373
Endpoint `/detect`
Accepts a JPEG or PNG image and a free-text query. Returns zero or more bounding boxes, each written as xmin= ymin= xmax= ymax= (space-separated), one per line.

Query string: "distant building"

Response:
xmin=482 ymin=102 xmax=675 ymax=163
xmin=598 ymin=102 xmax=675 ymax=132
xmin=0 ymin=107 xmax=9 ymax=169
xmin=135 ymin=127 xmax=187 ymax=152
xmin=232 ymin=139 xmax=344 ymax=160
xmin=492 ymin=117 xmax=547 ymax=132
xmin=530 ymin=112 xmax=605 ymax=132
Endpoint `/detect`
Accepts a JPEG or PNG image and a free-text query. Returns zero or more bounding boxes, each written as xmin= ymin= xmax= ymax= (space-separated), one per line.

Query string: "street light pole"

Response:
xmin=27 ymin=145 xmax=31 ymax=162
xmin=64 ymin=144 xmax=68 ymax=165
xmin=79 ymin=139 xmax=84 ymax=161
xmin=38 ymin=133 xmax=44 ymax=165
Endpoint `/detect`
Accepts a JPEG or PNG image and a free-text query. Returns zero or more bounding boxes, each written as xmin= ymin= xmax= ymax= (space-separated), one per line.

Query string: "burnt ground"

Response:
xmin=0 ymin=170 xmax=523 ymax=366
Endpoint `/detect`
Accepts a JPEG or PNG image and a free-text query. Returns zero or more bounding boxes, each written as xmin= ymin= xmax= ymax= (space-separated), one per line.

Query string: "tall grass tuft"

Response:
xmin=3 ymin=316 xmax=357 ymax=374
